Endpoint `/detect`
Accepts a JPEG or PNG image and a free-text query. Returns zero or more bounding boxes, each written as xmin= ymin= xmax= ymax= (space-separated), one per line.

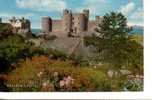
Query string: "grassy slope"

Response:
xmin=132 ymin=35 xmax=143 ymax=45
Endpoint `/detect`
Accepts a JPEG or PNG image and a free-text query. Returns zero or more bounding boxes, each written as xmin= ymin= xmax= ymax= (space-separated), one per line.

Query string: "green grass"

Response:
xmin=132 ymin=35 xmax=143 ymax=45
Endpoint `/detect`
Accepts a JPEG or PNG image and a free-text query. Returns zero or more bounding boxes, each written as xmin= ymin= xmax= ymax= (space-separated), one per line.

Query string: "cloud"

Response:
xmin=119 ymin=2 xmax=135 ymax=15
xmin=16 ymin=0 xmax=67 ymax=12
xmin=130 ymin=8 xmax=143 ymax=19
xmin=128 ymin=7 xmax=143 ymax=26
xmin=119 ymin=2 xmax=143 ymax=26
xmin=75 ymin=0 xmax=107 ymax=20
xmin=0 ymin=13 xmax=33 ymax=18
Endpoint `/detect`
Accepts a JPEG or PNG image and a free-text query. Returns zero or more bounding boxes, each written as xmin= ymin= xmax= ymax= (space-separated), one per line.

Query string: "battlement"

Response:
xmin=41 ymin=9 xmax=103 ymax=37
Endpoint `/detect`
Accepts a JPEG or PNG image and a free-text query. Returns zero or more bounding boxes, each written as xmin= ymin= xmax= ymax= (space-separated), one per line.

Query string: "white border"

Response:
xmin=1 ymin=0 xmax=152 ymax=99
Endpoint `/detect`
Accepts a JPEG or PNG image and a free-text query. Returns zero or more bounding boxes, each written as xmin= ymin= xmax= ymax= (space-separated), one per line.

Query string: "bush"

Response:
xmin=5 ymin=55 xmax=111 ymax=92
xmin=0 ymin=34 xmax=47 ymax=72
xmin=47 ymin=49 xmax=68 ymax=61
xmin=0 ymin=23 xmax=13 ymax=38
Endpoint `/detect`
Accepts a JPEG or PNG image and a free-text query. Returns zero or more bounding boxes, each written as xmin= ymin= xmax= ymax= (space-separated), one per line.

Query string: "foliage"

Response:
xmin=95 ymin=12 xmax=132 ymax=38
xmin=124 ymin=78 xmax=143 ymax=91
xmin=46 ymin=49 xmax=68 ymax=61
xmin=0 ymin=23 xmax=13 ymax=38
xmin=5 ymin=55 xmax=112 ymax=92
xmin=84 ymin=12 xmax=143 ymax=74
xmin=0 ymin=34 xmax=46 ymax=72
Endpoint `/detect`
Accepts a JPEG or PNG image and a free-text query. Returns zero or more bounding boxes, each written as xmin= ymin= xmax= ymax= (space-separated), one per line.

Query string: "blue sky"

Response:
xmin=0 ymin=0 xmax=143 ymax=28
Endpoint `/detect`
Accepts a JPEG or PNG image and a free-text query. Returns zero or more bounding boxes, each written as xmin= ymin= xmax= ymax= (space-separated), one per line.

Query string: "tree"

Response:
xmin=84 ymin=12 xmax=143 ymax=74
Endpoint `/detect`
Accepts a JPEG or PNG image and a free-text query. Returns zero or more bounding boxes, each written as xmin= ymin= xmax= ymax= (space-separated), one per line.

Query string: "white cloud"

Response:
xmin=130 ymin=8 xmax=143 ymax=19
xmin=128 ymin=8 xmax=143 ymax=26
xmin=119 ymin=2 xmax=143 ymax=26
xmin=119 ymin=2 xmax=135 ymax=15
xmin=75 ymin=0 xmax=107 ymax=20
xmin=16 ymin=0 xmax=67 ymax=12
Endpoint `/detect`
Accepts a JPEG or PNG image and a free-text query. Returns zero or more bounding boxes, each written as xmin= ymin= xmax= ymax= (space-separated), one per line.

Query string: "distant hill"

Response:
xmin=130 ymin=25 xmax=144 ymax=35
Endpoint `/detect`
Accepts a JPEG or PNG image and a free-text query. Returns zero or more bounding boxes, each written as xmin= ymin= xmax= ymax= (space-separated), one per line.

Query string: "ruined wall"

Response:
xmin=88 ymin=21 xmax=96 ymax=32
xmin=41 ymin=9 xmax=103 ymax=37
xmin=42 ymin=17 xmax=52 ymax=33
xmin=52 ymin=20 xmax=62 ymax=32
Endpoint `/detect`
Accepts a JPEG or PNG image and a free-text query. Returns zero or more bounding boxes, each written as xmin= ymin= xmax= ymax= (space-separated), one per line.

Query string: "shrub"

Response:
xmin=0 ymin=34 xmax=47 ymax=72
xmin=0 ymin=23 xmax=13 ymax=38
xmin=47 ymin=49 xmax=68 ymax=61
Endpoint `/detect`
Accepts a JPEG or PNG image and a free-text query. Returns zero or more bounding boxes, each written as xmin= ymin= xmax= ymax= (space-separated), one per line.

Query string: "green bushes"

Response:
xmin=0 ymin=23 xmax=13 ymax=38
xmin=45 ymin=49 xmax=68 ymax=61
xmin=0 ymin=35 xmax=47 ymax=72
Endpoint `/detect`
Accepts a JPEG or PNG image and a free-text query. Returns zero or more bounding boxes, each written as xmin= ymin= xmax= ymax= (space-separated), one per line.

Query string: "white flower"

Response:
xmin=60 ymin=80 xmax=65 ymax=87
xmin=37 ymin=71 xmax=43 ymax=77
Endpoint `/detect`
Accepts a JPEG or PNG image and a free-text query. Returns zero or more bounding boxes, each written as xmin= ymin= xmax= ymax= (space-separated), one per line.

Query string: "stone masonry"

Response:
xmin=41 ymin=9 xmax=103 ymax=37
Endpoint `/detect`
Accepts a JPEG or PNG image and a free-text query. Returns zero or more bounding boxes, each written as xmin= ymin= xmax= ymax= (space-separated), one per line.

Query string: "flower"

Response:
xmin=60 ymin=76 xmax=74 ymax=88
xmin=60 ymin=80 xmax=65 ymax=87
xmin=37 ymin=71 xmax=43 ymax=77
xmin=42 ymin=80 xmax=54 ymax=91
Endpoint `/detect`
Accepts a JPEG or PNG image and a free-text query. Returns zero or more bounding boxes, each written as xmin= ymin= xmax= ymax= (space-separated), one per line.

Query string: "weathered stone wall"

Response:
xmin=42 ymin=17 xmax=52 ymax=33
xmin=52 ymin=20 xmax=62 ymax=32
xmin=42 ymin=9 xmax=103 ymax=36
xmin=50 ymin=20 xmax=97 ymax=35
xmin=72 ymin=13 xmax=86 ymax=34
xmin=88 ymin=21 xmax=96 ymax=32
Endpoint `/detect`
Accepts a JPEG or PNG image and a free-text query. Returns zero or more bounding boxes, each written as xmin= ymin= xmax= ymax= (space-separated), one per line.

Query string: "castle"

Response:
xmin=41 ymin=9 xmax=103 ymax=37
xmin=9 ymin=17 xmax=31 ymax=34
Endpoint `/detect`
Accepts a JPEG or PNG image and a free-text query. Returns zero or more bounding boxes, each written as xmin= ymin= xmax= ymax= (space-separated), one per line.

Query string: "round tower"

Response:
xmin=42 ymin=17 xmax=52 ymax=33
xmin=62 ymin=9 xmax=72 ymax=33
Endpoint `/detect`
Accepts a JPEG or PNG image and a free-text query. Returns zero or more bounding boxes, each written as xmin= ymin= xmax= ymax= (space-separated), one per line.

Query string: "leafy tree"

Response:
xmin=84 ymin=12 xmax=143 ymax=74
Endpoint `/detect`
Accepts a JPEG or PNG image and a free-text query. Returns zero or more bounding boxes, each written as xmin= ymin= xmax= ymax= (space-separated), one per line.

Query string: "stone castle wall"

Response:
xmin=41 ymin=9 xmax=103 ymax=36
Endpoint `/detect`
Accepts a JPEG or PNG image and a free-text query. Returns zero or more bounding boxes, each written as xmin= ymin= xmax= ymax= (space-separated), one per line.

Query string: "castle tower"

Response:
xmin=62 ymin=9 xmax=72 ymax=33
xmin=42 ymin=17 xmax=52 ymax=33
xmin=83 ymin=9 xmax=89 ymax=30
xmin=73 ymin=14 xmax=85 ymax=34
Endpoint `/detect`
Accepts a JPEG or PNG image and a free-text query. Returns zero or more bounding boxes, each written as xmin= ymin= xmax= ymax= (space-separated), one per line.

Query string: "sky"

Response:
xmin=0 ymin=0 xmax=143 ymax=28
